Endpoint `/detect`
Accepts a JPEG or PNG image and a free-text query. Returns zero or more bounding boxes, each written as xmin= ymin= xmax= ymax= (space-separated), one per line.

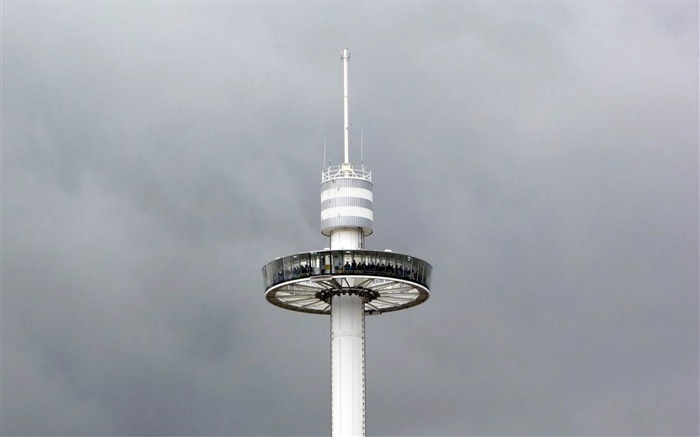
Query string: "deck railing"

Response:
xmin=321 ymin=165 xmax=372 ymax=183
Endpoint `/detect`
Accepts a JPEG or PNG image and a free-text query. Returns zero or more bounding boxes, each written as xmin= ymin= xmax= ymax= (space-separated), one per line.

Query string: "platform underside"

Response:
xmin=265 ymin=275 xmax=429 ymax=315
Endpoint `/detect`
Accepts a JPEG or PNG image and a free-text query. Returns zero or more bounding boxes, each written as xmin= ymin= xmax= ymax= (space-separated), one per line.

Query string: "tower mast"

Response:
xmin=261 ymin=49 xmax=433 ymax=437
xmin=342 ymin=48 xmax=350 ymax=165
xmin=331 ymin=48 xmax=365 ymax=436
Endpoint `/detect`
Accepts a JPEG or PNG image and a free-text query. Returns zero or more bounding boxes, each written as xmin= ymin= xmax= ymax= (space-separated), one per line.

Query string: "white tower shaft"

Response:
xmin=331 ymin=230 xmax=365 ymax=437
xmin=332 ymin=48 xmax=366 ymax=437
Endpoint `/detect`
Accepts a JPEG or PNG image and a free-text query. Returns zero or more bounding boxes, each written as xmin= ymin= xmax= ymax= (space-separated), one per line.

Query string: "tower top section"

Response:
xmin=321 ymin=48 xmax=374 ymax=237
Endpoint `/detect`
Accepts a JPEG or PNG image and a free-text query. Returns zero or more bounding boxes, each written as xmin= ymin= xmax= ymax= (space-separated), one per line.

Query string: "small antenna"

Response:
xmin=324 ymin=139 xmax=327 ymax=168
xmin=360 ymin=130 xmax=364 ymax=166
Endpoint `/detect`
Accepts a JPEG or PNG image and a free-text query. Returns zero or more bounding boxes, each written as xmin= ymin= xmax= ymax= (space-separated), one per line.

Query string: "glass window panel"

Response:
xmin=377 ymin=252 xmax=386 ymax=273
xmin=385 ymin=253 xmax=395 ymax=276
xmin=395 ymin=255 xmax=404 ymax=278
xmin=283 ymin=257 xmax=292 ymax=280
xmin=291 ymin=255 xmax=300 ymax=279
xmin=333 ymin=251 xmax=343 ymax=274
xmin=315 ymin=253 xmax=321 ymax=275
xmin=343 ymin=251 xmax=353 ymax=273
xmin=275 ymin=259 xmax=284 ymax=284
xmin=355 ymin=252 xmax=363 ymax=273
xmin=307 ymin=253 xmax=314 ymax=276
xmin=404 ymin=256 xmax=412 ymax=280
xmin=322 ymin=252 xmax=331 ymax=275
xmin=300 ymin=254 xmax=307 ymax=277
xmin=268 ymin=263 xmax=275 ymax=287
xmin=298 ymin=255 xmax=303 ymax=277
xmin=309 ymin=253 xmax=317 ymax=275
xmin=350 ymin=252 xmax=358 ymax=272
xmin=363 ymin=252 xmax=373 ymax=274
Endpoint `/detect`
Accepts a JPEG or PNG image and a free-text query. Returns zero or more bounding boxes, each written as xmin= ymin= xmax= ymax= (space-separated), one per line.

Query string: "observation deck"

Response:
xmin=263 ymin=249 xmax=432 ymax=315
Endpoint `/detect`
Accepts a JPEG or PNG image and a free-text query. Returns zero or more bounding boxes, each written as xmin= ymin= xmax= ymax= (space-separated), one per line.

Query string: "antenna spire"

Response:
xmin=342 ymin=48 xmax=350 ymax=165
xmin=360 ymin=130 xmax=364 ymax=166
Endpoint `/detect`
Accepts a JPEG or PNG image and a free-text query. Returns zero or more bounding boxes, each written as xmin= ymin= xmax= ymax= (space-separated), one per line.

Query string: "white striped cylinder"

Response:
xmin=321 ymin=176 xmax=374 ymax=237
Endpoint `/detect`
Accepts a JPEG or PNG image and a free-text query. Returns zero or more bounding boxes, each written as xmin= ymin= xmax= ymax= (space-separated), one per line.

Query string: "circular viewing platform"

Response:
xmin=262 ymin=250 xmax=432 ymax=315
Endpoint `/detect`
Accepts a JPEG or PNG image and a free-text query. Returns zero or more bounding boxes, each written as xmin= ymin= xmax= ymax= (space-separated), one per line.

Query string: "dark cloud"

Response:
xmin=3 ymin=2 xmax=697 ymax=436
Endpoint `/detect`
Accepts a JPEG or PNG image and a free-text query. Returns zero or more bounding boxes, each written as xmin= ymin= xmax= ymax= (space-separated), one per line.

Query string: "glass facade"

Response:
xmin=263 ymin=250 xmax=432 ymax=291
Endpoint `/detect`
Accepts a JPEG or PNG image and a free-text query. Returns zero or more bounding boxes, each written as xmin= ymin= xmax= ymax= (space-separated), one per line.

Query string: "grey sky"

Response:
xmin=2 ymin=2 xmax=698 ymax=436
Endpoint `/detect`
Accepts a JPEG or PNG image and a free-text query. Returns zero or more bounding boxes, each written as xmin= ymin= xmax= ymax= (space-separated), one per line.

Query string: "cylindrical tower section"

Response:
xmin=329 ymin=223 xmax=367 ymax=436
xmin=329 ymin=47 xmax=369 ymax=437
xmin=323 ymin=167 xmax=371 ymax=436
xmin=331 ymin=293 xmax=365 ymax=436
xmin=321 ymin=167 xmax=374 ymax=238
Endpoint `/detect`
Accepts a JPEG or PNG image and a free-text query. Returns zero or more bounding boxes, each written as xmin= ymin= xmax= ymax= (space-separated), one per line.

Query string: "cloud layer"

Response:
xmin=3 ymin=2 xmax=698 ymax=435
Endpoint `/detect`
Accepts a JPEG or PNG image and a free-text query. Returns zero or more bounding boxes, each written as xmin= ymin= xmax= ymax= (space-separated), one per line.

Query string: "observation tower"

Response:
xmin=262 ymin=49 xmax=432 ymax=437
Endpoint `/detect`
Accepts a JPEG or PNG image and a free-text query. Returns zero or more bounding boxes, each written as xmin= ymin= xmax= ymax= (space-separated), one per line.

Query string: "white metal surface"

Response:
xmin=330 ymin=228 xmax=364 ymax=250
xmin=330 ymin=228 xmax=365 ymax=436
xmin=321 ymin=186 xmax=373 ymax=202
xmin=322 ymin=207 xmax=374 ymax=222
xmin=332 ymin=292 xmax=365 ymax=436
xmin=342 ymin=48 xmax=350 ymax=165
xmin=331 ymin=50 xmax=365 ymax=430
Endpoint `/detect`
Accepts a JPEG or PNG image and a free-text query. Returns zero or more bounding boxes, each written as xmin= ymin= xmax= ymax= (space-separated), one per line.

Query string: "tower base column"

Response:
xmin=331 ymin=294 xmax=365 ymax=436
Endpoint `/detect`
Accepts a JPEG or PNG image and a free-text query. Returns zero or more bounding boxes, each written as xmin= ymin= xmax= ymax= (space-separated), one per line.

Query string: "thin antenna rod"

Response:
xmin=342 ymin=48 xmax=350 ymax=165
xmin=360 ymin=130 xmax=364 ymax=166
xmin=324 ymin=138 xmax=327 ymax=168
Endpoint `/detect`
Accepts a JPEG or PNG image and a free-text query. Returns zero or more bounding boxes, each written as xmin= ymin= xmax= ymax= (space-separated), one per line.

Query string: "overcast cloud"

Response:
xmin=2 ymin=2 xmax=698 ymax=436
